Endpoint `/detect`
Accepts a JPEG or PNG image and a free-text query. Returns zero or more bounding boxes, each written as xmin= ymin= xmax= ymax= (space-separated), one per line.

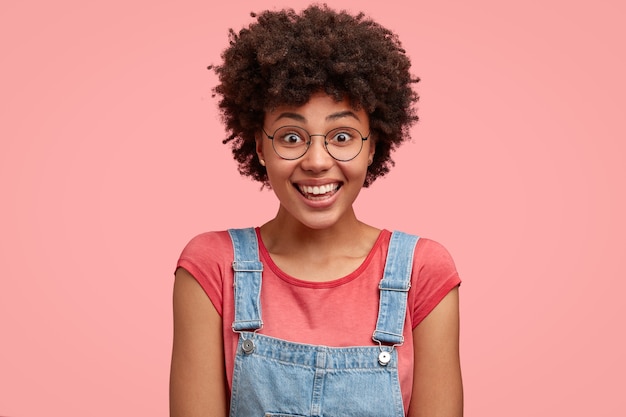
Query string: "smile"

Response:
xmin=295 ymin=183 xmax=341 ymax=199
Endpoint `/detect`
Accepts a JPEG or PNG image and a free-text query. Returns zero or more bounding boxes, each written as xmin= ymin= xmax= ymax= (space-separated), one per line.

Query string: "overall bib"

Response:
xmin=227 ymin=228 xmax=419 ymax=417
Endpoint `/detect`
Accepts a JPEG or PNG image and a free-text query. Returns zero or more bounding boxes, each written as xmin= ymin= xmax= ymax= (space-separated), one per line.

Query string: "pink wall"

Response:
xmin=1 ymin=0 xmax=624 ymax=415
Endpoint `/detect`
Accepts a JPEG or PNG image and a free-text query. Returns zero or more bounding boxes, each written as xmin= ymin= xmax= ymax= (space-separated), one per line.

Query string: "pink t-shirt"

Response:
xmin=176 ymin=228 xmax=460 ymax=413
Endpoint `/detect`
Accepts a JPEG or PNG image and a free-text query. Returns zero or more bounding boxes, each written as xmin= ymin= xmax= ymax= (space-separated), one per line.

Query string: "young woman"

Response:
xmin=170 ymin=5 xmax=463 ymax=417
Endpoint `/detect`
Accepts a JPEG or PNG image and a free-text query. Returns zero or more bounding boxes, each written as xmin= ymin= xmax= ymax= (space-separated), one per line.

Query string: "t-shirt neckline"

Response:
xmin=254 ymin=227 xmax=390 ymax=289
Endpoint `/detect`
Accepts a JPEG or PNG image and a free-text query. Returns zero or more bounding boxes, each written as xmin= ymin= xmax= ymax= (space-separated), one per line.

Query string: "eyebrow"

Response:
xmin=326 ymin=110 xmax=361 ymax=122
xmin=273 ymin=110 xmax=362 ymax=124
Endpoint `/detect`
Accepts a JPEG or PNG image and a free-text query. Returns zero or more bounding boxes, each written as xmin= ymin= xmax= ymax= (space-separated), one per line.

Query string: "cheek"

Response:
xmin=340 ymin=161 xmax=369 ymax=183
xmin=265 ymin=162 xmax=293 ymax=185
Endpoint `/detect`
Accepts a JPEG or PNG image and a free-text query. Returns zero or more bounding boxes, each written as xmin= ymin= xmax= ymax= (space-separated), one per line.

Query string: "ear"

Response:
xmin=255 ymin=131 xmax=266 ymax=166
xmin=367 ymin=134 xmax=376 ymax=165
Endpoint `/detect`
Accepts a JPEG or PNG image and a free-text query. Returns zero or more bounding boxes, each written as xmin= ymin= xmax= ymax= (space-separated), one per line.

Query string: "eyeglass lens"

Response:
xmin=270 ymin=126 xmax=365 ymax=161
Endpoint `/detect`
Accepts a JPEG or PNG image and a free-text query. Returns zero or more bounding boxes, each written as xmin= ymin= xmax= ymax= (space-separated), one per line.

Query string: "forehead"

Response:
xmin=264 ymin=93 xmax=368 ymax=126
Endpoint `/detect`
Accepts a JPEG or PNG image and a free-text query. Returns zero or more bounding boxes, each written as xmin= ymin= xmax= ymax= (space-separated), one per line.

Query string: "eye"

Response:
xmin=328 ymin=128 xmax=357 ymax=146
xmin=275 ymin=127 xmax=307 ymax=147
xmin=284 ymin=133 xmax=303 ymax=144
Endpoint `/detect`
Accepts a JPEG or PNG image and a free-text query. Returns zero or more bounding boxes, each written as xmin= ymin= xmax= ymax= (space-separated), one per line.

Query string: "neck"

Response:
xmin=261 ymin=207 xmax=378 ymax=253
xmin=259 ymin=206 xmax=378 ymax=257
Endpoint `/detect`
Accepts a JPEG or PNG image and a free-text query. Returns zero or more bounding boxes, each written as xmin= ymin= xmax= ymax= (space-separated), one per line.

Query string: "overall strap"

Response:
xmin=228 ymin=228 xmax=264 ymax=332
xmin=372 ymin=231 xmax=420 ymax=346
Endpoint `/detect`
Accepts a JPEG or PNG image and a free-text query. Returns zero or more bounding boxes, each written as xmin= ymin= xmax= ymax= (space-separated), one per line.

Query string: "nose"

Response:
xmin=300 ymin=135 xmax=333 ymax=172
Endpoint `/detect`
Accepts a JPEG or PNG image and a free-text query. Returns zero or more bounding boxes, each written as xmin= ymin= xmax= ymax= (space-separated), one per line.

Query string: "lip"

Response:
xmin=292 ymin=180 xmax=342 ymax=209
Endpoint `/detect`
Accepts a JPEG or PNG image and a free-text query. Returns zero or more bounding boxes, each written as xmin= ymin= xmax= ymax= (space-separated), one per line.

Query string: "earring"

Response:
xmin=259 ymin=159 xmax=266 ymax=166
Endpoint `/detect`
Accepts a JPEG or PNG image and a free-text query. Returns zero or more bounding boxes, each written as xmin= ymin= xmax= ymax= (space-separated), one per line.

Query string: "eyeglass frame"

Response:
xmin=261 ymin=125 xmax=371 ymax=162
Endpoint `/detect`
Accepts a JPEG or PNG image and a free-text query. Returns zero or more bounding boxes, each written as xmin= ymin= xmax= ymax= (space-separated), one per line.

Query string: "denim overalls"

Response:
xmin=227 ymin=228 xmax=419 ymax=417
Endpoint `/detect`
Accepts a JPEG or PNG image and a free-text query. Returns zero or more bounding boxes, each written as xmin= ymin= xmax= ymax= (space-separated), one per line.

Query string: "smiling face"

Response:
xmin=256 ymin=93 xmax=375 ymax=231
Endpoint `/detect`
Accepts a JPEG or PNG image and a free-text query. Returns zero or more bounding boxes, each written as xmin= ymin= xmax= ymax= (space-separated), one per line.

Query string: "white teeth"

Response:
xmin=299 ymin=183 xmax=338 ymax=195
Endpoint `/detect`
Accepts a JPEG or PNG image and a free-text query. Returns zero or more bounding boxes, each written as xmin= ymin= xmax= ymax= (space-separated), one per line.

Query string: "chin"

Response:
xmin=294 ymin=208 xmax=354 ymax=231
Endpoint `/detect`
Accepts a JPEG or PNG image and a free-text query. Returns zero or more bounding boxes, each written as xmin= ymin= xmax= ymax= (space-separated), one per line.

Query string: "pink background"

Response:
xmin=1 ymin=0 xmax=624 ymax=415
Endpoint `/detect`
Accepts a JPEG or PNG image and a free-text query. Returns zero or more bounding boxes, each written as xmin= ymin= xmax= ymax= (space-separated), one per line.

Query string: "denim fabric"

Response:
xmin=228 ymin=228 xmax=264 ymax=332
xmin=373 ymin=231 xmax=419 ymax=345
xmin=227 ymin=228 xmax=419 ymax=417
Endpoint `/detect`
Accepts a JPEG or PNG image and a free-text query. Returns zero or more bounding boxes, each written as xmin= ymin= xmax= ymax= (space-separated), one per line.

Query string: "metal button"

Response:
xmin=378 ymin=351 xmax=391 ymax=366
xmin=242 ymin=339 xmax=255 ymax=354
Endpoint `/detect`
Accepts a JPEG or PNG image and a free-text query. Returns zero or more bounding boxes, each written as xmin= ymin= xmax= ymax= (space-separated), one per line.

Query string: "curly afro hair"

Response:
xmin=211 ymin=4 xmax=419 ymax=187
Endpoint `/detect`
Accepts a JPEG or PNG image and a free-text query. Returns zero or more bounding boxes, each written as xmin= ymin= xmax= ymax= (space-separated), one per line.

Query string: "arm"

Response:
xmin=170 ymin=268 xmax=229 ymax=417
xmin=408 ymin=287 xmax=463 ymax=417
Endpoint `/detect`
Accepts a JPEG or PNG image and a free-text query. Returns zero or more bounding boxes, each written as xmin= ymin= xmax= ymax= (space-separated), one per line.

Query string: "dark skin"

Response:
xmin=169 ymin=94 xmax=462 ymax=416
xmin=171 ymin=5 xmax=461 ymax=415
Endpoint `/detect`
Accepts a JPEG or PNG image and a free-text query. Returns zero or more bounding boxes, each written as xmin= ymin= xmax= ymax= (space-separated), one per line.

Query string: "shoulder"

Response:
xmin=175 ymin=229 xmax=241 ymax=316
xmin=413 ymin=237 xmax=458 ymax=276
xmin=178 ymin=230 xmax=234 ymax=263
xmin=176 ymin=230 xmax=235 ymax=291
xmin=399 ymin=234 xmax=461 ymax=328
xmin=387 ymin=231 xmax=458 ymax=273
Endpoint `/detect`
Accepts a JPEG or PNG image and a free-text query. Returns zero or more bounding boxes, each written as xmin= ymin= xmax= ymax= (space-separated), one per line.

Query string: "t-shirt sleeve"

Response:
xmin=409 ymin=238 xmax=461 ymax=328
xmin=175 ymin=231 xmax=232 ymax=316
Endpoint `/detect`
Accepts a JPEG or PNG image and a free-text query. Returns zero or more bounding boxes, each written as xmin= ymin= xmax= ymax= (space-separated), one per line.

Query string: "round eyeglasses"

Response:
xmin=262 ymin=125 xmax=370 ymax=161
